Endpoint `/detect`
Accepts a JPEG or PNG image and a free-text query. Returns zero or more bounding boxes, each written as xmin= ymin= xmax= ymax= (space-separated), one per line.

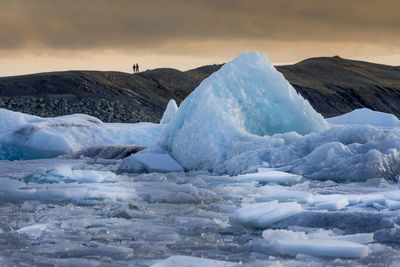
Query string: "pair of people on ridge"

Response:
xmin=133 ymin=63 xmax=139 ymax=74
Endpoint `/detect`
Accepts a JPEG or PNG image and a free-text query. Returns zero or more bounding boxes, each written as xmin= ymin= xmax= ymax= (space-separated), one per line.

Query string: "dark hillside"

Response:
xmin=0 ymin=57 xmax=399 ymax=122
xmin=277 ymin=56 xmax=400 ymax=117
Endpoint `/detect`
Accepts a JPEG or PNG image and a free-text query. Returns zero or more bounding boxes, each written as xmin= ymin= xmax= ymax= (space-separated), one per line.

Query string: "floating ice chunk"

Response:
xmin=261 ymin=229 xmax=370 ymax=258
xmin=232 ymin=201 xmax=303 ymax=228
xmin=160 ymin=99 xmax=179 ymax=124
xmin=263 ymin=229 xmax=373 ymax=245
xmin=233 ymin=201 xmax=278 ymax=225
xmin=23 ymin=165 xmax=117 ymax=184
xmin=373 ymin=202 xmax=386 ymax=210
xmin=258 ymin=186 xmax=313 ymax=203
xmin=359 ymin=193 xmax=386 ymax=207
xmin=322 ymin=233 xmax=374 ymax=245
xmin=118 ymin=152 xmax=183 ymax=173
xmin=384 ymin=199 xmax=400 ymax=210
xmin=236 ymin=170 xmax=301 ymax=185
xmin=384 ymin=190 xmax=400 ymax=201
xmin=157 ymin=51 xmax=327 ymax=170
xmin=0 ymin=177 xmax=24 ymax=192
xmin=17 ymin=224 xmax=47 ymax=238
xmin=314 ymin=198 xmax=349 ymax=211
xmin=151 ymin=255 xmax=237 ymax=267
xmin=262 ymin=229 xmax=306 ymax=241
xmin=327 ymin=108 xmax=400 ymax=127
xmin=273 ymin=239 xmax=369 ymax=258
xmin=72 ymin=170 xmax=117 ymax=183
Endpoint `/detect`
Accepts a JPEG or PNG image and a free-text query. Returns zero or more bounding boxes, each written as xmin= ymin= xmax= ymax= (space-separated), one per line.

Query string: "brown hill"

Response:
xmin=0 ymin=56 xmax=399 ymax=122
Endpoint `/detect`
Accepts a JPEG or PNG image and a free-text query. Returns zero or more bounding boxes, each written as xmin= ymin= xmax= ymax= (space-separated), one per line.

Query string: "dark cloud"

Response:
xmin=0 ymin=0 xmax=399 ymax=51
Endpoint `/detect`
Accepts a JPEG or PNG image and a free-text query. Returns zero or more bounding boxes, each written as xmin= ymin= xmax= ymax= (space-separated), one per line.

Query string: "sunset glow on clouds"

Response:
xmin=1 ymin=0 xmax=399 ymax=76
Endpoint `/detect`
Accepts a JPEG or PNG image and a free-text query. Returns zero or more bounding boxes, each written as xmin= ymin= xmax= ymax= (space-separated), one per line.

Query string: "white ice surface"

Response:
xmin=118 ymin=152 xmax=184 ymax=173
xmin=151 ymin=255 xmax=237 ymax=267
xmin=232 ymin=201 xmax=303 ymax=228
xmin=258 ymin=186 xmax=313 ymax=203
xmin=16 ymin=224 xmax=47 ymax=238
xmin=236 ymin=170 xmax=301 ymax=185
xmin=314 ymin=198 xmax=349 ymax=211
xmin=262 ymin=229 xmax=371 ymax=258
xmin=327 ymin=108 xmax=400 ymax=127
xmin=0 ymin=108 xmax=162 ymax=160
xmin=273 ymin=239 xmax=369 ymax=258
xmin=23 ymin=165 xmax=117 ymax=184
xmin=160 ymin=99 xmax=178 ymax=124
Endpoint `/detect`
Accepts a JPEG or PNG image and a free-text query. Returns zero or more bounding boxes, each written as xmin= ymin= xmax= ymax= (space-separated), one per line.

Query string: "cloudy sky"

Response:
xmin=0 ymin=0 xmax=399 ymax=76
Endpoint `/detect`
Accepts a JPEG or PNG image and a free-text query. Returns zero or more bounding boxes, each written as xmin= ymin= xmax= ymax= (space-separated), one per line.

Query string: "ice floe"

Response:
xmin=151 ymin=255 xmax=237 ymax=267
xmin=235 ymin=169 xmax=301 ymax=185
xmin=0 ymin=108 xmax=162 ymax=160
xmin=232 ymin=201 xmax=303 ymax=228
xmin=262 ymin=229 xmax=371 ymax=258
xmin=118 ymin=152 xmax=183 ymax=173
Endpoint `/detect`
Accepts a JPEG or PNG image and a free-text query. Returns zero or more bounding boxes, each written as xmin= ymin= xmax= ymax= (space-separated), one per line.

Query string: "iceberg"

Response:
xmin=160 ymin=99 xmax=178 ymax=124
xmin=157 ymin=51 xmax=328 ymax=170
xmin=119 ymin=52 xmax=400 ymax=181
xmin=0 ymin=108 xmax=162 ymax=160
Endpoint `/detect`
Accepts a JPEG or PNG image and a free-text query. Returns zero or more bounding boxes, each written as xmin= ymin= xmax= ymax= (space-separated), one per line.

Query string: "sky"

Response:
xmin=0 ymin=0 xmax=399 ymax=76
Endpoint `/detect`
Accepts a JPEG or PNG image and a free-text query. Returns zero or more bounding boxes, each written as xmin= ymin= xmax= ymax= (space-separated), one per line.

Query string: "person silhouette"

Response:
xmin=132 ymin=64 xmax=136 ymax=74
xmin=136 ymin=63 xmax=139 ymax=73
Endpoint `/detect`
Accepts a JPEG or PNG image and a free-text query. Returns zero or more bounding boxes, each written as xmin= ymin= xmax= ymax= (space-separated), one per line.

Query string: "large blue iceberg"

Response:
xmin=157 ymin=52 xmax=328 ymax=170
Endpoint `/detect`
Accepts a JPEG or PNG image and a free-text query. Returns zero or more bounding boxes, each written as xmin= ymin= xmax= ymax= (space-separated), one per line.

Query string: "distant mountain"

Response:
xmin=0 ymin=56 xmax=399 ymax=122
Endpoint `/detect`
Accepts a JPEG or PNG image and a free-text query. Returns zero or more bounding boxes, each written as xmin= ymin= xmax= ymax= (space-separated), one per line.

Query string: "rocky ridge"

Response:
xmin=0 ymin=56 xmax=399 ymax=122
